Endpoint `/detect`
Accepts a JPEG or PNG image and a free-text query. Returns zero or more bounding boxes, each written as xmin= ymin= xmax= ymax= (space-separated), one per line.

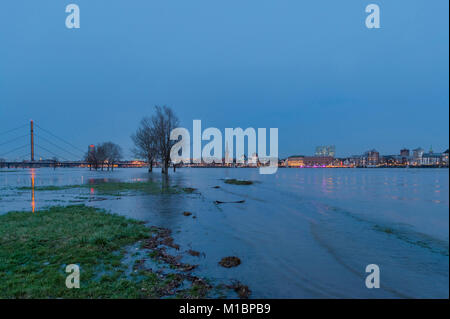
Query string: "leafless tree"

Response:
xmin=152 ymin=105 xmax=179 ymax=174
xmin=131 ymin=117 xmax=157 ymax=172
xmin=85 ymin=142 xmax=122 ymax=171
xmin=85 ymin=147 xmax=99 ymax=170
xmin=102 ymin=142 xmax=122 ymax=171
xmin=96 ymin=144 xmax=108 ymax=171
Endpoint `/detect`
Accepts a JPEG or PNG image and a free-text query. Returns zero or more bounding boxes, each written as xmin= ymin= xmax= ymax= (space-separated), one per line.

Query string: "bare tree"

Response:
xmin=86 ymin=142 xmax=121 ymax=171
xmin=108 ymin=143 xmax=122 ymax=171
xmin=131 ymin=117 xmax=157 ymax=172
xmin=100 ymin=142 xmax=122 ymax=171
xmin=96 ymin=144 xmax=108 ymax=171
xmin=152 ymin=105 xmax=179 ymax=174
xmin=85 ymin=147 xmax=99 ymax=170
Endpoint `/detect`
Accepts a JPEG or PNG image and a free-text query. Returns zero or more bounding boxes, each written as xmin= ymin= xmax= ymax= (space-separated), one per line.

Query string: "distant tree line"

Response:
xmin=85 ymin=142 xmax=122 ymax=171
xmin=131 ymin=105 xmax=179 ymax=175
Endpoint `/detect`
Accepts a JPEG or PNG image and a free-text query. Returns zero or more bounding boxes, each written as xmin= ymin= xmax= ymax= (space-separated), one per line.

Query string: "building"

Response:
xmin=225 ymin=142 xmax=231 ymax=164
xmin=412 ymin=147 xmax=424 ymax=165
xmin=364 ymin=149 xmax=380 ymax=166
xmin=249 ymin=153 xmax=259 ymax=167
xmin=303 ymin=156 xmax=334 ymax=167
xmin=87 ymin=144 xmax=95 ymax=158
xmin=421 ymin=147 xmax=443 ymax=165
xmin=344 ymin=155 xmax=363 ymax=167
xmin=443 ymin=149 xmax=449 ymax=165
xmin=315 ymin=145 xmax=336 ymax=157
xmin=287 ymin=156 xmax=305 ymax=167
xmin=400 ymin=148 xmax=410 ymax=157
xmin=421 ymin=153 xmax=442 ymax=165
xmin=381 ymin=155 xmax=402 ymax=166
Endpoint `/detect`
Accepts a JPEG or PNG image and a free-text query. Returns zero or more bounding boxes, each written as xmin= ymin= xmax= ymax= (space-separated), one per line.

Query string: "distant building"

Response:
xmin=443 ymin=149 xmax=449 ymax=165
xmin=287 ymin=156 xmax=305 ymax=167
xmin=87 ymin=145 xmax=95 ymax=158
xmin=225 ymin=142 xmax=231 ymax=164
xmin=397 ymin=148 xmax=410 ymax=165
xmin=315 ymin=145 xmax=335 ymax=158
xmin=381 ymin=155 xmax=402 ymax=166
xmin=421 ymin=147 xmax=443 ymax=165
xmin=303 ymin=156 xmax=334 ymax=167
xmin=421 ymin=153 xmax=442 ymax=165
xmin=364 ymin=149 xmax=380 ymax=166
xmin=400 ymin=148 xmax=410 ymax=157
xmin=346 ymin=155 xmax=363 ymax=167
xmin=411 ymin=147 xmax=424 ymax=165
xmin=238 ymin=154 xmax=247 ymax=165
xmin=249 ymin=153 xmax=258 ymax=167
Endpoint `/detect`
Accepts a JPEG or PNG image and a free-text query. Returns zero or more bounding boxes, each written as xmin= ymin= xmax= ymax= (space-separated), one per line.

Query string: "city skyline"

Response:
xmin=0 ymin=118 xmax=449 ymax=162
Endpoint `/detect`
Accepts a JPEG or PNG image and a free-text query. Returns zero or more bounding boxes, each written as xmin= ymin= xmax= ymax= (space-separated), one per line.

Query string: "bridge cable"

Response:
xmin=0 ymin=144 xmax=29 ymax=157
xmin=34 ymin=124 xmax=86 ymax=155
xmin=0 ymin=134 xmax=29 ymax=147
xmin=0 ymin=123 xmax=28 ymax=137
xmin=34 ymin=143 xmax=70 ymax=162
xmin=34 ymin=133 xmax=83 ymax=160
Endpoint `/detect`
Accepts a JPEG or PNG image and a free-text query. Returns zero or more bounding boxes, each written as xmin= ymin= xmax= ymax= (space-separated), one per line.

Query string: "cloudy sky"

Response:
xmin=0 ymin=0 xmax=448 ymax=159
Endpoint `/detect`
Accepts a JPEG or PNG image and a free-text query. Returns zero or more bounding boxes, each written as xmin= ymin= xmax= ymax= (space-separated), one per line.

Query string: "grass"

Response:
xmin=17 ymin=180 xmax=185 ymax=196
xmin=224 ymin=179 xmax=253 ymax=185
xmin=0 ymin=205 xmax=210 ymax=298
xmin=18 ymin=185 xmax=80 ymax=191
xmin=84 ymin=181 xmax=182 ymax=196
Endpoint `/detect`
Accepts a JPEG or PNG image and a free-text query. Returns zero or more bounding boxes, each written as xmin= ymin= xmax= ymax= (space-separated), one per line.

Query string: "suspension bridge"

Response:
xmin=0 ymin=120 xmax=88 ymax=168
xmin=0 ymin=120 xmax=141 ymax=168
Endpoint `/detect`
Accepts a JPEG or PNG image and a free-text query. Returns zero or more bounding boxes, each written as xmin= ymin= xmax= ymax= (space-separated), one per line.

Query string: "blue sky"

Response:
xmin=0 ymin=1 xmax=448 ymax=159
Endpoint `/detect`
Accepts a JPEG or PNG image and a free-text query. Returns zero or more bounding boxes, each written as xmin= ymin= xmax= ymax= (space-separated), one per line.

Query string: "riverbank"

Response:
xmin=0 ymin=205 xmax=243 ymax=298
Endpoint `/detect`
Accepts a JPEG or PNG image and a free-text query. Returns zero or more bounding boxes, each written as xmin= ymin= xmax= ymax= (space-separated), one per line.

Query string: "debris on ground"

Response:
xmin=219 ymin=256 xmax=241 ymax=268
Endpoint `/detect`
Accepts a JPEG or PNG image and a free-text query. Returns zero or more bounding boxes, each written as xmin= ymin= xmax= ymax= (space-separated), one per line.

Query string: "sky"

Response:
xmin=0 ymin=0 xmax=448 ymax=160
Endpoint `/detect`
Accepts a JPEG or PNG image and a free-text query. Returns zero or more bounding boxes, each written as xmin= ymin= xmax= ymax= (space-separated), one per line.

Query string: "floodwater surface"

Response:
xmin=0 ymin=167 xmax=448 ymax=298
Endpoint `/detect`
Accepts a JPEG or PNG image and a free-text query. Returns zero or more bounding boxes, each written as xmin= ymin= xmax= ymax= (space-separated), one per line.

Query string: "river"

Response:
xmin=0 ymin=167 xmax=448 ymax=298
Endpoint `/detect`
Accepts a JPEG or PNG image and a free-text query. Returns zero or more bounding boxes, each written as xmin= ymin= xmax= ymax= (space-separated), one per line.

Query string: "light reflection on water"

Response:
xmin=0 ymin=167 xmax=448 ymax=298
xmin=31 ymin=168 xmax=35 ymax=213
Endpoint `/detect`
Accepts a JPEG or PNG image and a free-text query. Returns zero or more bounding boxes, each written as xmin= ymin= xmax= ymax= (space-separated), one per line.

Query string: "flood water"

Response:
xmin=0 ymin=167 xmax=448 ymax=298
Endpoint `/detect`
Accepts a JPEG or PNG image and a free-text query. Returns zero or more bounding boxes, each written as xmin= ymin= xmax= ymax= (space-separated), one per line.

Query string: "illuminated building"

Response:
xmin=400 ymin=148 xmax=410 ymax=157
xmin=443 ymin=150 xmax=449 ymax=165
xmin=364 ymin=149 xmax=380 ymax=166
xmin=249 ymin=153 xmax=259 ymax=167
xmin=421 ymin=147 xmax=443 ymax=165
xmin=287 ymin=156 xmax=305 ymax=167
xmin=412 ymin=147 xmax=424 ymax=165
xmin=303 ymin=156 xmax=334 ymax=166
xmin=315 ymin=145 xmax=336 ymax=157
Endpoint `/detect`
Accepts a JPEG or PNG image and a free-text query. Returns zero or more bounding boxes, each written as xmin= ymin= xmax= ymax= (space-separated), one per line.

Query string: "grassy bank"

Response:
xmin=224 ymin=179 xmax=253 ymax=185
xmin=17 ymin=180 xmax=186 ymax=196
xmin=0 ymin=205 xmax=215 ymax=298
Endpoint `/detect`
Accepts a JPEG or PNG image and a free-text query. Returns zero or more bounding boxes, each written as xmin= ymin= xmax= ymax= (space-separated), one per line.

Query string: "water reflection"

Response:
xmin=31 ymin=168 xmax=35 ymax=213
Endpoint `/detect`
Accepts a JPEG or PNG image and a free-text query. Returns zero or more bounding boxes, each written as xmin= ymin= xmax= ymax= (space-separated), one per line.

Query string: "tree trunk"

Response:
xmin=148 ymin=159 xmax=153 ymax=172
xmin=164 ymin=160 xmax=169 ymax=175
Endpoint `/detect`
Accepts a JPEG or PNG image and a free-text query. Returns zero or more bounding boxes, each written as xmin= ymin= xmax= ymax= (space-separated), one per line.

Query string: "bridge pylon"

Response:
xmin=30 ymin=120 xmax=34 ymax=162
